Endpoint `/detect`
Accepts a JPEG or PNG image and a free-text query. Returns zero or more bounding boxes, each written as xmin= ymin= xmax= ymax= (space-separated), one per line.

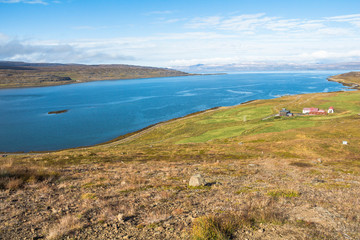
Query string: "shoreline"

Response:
xmin=0 ymin=73 xmax=229 ymax=90
xmin=2 ymin=74 xmax=357 ymax=154
xmin=2 ymin=101 xmax=258 ymax=155
xmin=327 ymin=77 xmax=360 ymax=90
xmin=0 ymin=74 xmax=193 ymax=90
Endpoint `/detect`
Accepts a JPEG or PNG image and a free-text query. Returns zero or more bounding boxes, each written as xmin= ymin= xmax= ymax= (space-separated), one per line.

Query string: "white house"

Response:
xmin=328 ymin=106 xmax=334 ymax=114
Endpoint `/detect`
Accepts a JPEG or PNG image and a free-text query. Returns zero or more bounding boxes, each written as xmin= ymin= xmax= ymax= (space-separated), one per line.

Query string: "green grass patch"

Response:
xmin=235 ymin=186 xmax=256 ymax=194
xmin=267 ymin=190 xmax=300 ymax=198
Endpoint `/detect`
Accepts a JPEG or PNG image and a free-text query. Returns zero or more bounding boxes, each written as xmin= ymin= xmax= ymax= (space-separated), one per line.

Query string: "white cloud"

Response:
xmin=0 ymin=33 xmax=10 ymax=42
xmin=185 ymin=12 xmax=360 ymax=36
xmin=163 ymin=18 xmax=183 ymax=24
xmin=1 ymin=12 xmax=360 ymax=67
xmin=316 ymin=27 xmax=352 ymax=35
xmin=169 ymin=57 xmax=241 ymax=66
xmin=220 ymin=13 xmax=276 ymax=31
xmin=0 ymin=0 xmax=48 ymax=4
xmin=326 ymin=14 xmax=360 ymax=21
xmin=298 ymin=50 xmax=360 ymax=62
xmin=0 ymin=40 xmax=135 ymax=63
xmin=186 ymin=16 xmax=222 ymax=28
xmin=326 ymin=14 xmax=360 ymax=28
xmin=145 ymin=10 xmax=173 ymax=15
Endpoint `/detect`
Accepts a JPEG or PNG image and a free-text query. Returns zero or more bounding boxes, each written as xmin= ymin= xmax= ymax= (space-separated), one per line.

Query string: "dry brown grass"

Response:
xmin=47 ymin=215 xmax=83 ymax=239
xmin=0 ymin=165 xmax=58 ymax=190
xmin=142 ymin=210 xmax=171 ymax=225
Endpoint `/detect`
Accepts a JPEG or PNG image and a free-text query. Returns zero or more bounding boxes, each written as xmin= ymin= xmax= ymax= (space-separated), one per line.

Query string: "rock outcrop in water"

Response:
xmin=48 ymin=109 xmax=68 ymax=114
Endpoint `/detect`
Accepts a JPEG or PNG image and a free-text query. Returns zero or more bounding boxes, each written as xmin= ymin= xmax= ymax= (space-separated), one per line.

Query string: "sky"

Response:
xmin=1 ymin=0 xmax=360 ymax=68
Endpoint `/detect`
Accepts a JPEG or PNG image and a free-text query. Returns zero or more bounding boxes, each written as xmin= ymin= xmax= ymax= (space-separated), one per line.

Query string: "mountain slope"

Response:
xmin=0 ymin=61 xmax=190 ymax=88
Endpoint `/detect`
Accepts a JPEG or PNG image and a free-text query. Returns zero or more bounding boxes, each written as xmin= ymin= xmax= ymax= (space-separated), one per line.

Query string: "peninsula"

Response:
xmin=0 ymin=61 xmax=191 ymax=88
xmin=328 ymin=71 xmax=360 ymax=89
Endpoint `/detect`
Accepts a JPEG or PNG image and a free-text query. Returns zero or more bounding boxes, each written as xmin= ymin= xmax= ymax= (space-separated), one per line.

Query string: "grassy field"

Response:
xmin=1 ymin=79 xmax=360 ymax=239
xmin=116 ymin=90 xmax=360 ymax=161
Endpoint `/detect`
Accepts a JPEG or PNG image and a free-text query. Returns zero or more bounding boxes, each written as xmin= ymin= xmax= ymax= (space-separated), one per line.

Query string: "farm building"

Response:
xmin=303 ymin=107 xmax=334 ymax=115
xmin=302 ymin=108 xmax=318 ymax=114
xmin=280 ymin=108 xmax=293 ymax=117
xmin=309 ymin=109 xmax=327 ymax=115
xmin=303 ymin=107 xmax=327 ymax=115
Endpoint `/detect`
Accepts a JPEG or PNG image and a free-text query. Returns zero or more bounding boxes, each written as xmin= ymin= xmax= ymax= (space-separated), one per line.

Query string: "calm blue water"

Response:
xmin=0 ymin=72 xmax=351 ymax=152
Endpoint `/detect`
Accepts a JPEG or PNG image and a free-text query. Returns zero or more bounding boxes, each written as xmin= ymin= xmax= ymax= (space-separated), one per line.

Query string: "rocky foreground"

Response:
xmin=1 ymin=155 xmax=359 ymax=239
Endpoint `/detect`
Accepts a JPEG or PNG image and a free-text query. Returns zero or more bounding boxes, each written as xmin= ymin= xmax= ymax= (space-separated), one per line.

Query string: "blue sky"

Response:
xmin=1 ymin=0 xmax=360 ymax=67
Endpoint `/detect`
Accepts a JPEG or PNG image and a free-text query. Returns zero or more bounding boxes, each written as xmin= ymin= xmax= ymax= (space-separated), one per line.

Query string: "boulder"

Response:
xmin=189 ymin=174 xmax=205 ymax=187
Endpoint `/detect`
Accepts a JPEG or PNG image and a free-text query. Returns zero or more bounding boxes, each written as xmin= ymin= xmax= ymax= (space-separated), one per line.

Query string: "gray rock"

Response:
xmin=189 ymin=174 xmax=205 ymax=187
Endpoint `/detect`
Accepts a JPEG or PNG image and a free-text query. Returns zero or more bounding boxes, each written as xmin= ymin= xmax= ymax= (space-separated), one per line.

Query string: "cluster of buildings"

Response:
xmin=302 ymin=107 xmax=334 ymax=115
xmin=279 ymin=107 xmax=334 ymax=117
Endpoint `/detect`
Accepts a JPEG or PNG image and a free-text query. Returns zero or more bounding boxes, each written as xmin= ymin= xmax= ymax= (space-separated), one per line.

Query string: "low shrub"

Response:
xmin=47 ymin=215 xmax=82 ymax=239
xmin=0 ymin=166 xmax=58 ymax=190
xmin=192 ymin=213 xmax=239 ymax=240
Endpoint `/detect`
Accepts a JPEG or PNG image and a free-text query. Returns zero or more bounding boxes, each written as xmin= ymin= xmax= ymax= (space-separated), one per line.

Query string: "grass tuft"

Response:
xmin=47 ymin=215 xmax=82 ymax=239
xmin=0 ymin=166 xmax=58 ymax=190
xmin=192 ymin=213 xmax=239 ymax=240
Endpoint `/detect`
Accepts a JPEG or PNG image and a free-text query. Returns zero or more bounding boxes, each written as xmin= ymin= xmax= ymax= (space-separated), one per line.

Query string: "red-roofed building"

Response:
xmin=303 ymin=108 xmax=318 ymax=114
xmin=328 ymin=106 xmax=334 ymax=113
xmin=303 ymin=107 xmax=328 ymax=115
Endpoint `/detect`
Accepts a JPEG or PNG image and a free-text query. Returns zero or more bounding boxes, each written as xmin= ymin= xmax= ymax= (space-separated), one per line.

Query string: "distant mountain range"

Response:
xmin=174 ymin=62 xmax=360 ymax=73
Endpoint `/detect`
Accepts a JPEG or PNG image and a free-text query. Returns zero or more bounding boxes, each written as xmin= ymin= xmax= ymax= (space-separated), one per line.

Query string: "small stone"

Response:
xmin=189 ymin=174 xmax=205 ymax=187
xmin=117 ymin=213 xmax=124 ymax=223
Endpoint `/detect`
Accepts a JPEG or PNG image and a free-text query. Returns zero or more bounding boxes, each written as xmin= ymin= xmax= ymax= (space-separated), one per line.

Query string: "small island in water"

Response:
xmin=48 ymin=109 xmax=68 ymax=114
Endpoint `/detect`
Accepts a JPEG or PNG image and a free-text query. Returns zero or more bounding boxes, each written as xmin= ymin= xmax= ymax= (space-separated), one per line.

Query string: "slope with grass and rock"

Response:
xmin=0 ymin=61 xmax=191 ymax=88
xmin=328 ymin=71 xmax=360 ymax=89
xmin=1 ymin=73 xmax=360 ymax=239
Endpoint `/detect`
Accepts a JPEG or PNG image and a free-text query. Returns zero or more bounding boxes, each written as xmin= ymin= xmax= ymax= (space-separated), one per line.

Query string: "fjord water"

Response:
xmin=0 ymin=72 xmax=350 ymax=152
